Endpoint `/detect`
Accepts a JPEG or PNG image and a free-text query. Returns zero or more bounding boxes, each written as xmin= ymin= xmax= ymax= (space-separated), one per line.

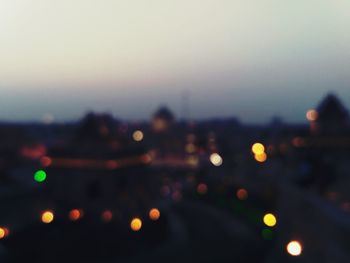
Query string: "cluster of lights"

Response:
xmin=34 ymin=207 xmax=161 ymax=233
xmin=178 ymin=142 xmax=303 ymax=258
xmin=251 ymin=143 xmax=267 ymax=163
xmin=24 ymin=133 xmax=305 ymax=259
xmin=260 ymin=199 xmax=303 ymax=256
xmin=251 ymin=138 xmax=303 ymax=256
xmin=2 ymin=209 xmax=158 ymax=239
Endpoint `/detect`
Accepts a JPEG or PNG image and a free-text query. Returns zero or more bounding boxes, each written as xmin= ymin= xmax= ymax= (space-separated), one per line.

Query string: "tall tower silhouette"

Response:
xmin=181 ymin=89 xmax=190 ymax=121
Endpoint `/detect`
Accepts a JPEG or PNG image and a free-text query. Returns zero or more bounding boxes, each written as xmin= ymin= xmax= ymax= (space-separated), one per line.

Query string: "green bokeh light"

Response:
xmin=34 ymin=170 xmax=47 ymax=183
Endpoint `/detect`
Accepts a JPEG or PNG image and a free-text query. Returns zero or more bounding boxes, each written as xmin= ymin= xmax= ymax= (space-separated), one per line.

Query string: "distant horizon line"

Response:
xmin=0 ymin=114 xmax=310 ymax=126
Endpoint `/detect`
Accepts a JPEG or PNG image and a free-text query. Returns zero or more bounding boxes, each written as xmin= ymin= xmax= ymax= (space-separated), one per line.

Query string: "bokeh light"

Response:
xmin=69 ymin=209 xmax=83 ymax=221
xmin=0 ymin=228 xmax=5 ymax=239
xmin=40 ymin=156 xmax=52 ymax=167
xmin=210 ymin=153 xmax=223 ymax=166
xmin=141 ymin=154 xmax=153 ymax=164
xmin=255 ymin=152 xmax=267 ymax=163
xmin=263 ymin=213 xmax=277 ymax=227
xmin=252 ymin=143 xmax=265 ymax=155
xmin=130 ymin=218 xmax=142 ymax=231
xmin=41 ymin=211 xmax=54 ymax=224
xmin=34 ymin=170 xmax=47 ymax=183
xmin=0 ymin=227 xmax=9 ymax=239
xmin=306 ymin=109 xmax=318 ymax=121
xmin=149 ymin=208 xmax=161 ymax=221
xmin=101 ymin=210 xmax=113 ymax=223
xmin=287 ymin=241 xmax=303 ymax=256
xmin=197 ymin=183 xmax=208 ymax=195
xmin=132 ymin=130 xmax=144 ymax=142
xmin=186 ymin=155 xmax=199 ymax=167
xmin=236 ymin=188 xmax=248 ymax=200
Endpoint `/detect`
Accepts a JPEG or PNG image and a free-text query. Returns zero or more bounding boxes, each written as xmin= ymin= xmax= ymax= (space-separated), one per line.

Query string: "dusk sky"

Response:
xmin=1 ymin=0 xmax=350 ymax=123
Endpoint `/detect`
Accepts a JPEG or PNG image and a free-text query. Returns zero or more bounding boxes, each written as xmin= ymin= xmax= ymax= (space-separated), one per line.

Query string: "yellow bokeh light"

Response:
xmin=41 ymin=211 xmax=54 ymax=224
xmin=149 ymin=208 xmax=161 ymax=221
xmin=306 ymin=109 xmax=318 ymax=121
xmin=255 ymin=152 xmax=267 ymax=163
xmin=0 ymin=227 xmax=8 ymax=239
xmin=252 ymin=143 xmax=265 ymax=155
xmin=210 ymin=153 xmax=223 ymax=166
xmin=287 ymin=241 xmax=302 ymax=256
xmin=263 ymin=213 xmax=277 ymax=227
xmin=132 ymin=130 xmax=144 ymax=142
xmin=130 ymin=218 xmax=142 ymax=231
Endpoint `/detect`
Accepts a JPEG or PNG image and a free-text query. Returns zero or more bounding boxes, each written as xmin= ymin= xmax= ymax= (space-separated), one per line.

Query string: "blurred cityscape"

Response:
xmin=0 ymin=92 xmax=350 ymax=262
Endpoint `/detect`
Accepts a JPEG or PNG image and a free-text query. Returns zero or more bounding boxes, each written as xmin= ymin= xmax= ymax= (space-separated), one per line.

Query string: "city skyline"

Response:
xmin=1 ymin=0 xmax=350 ymax=123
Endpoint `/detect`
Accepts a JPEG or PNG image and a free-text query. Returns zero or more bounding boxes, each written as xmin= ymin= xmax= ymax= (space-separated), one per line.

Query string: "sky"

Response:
xmin=0 ymin=0 xmax=350 ymax=123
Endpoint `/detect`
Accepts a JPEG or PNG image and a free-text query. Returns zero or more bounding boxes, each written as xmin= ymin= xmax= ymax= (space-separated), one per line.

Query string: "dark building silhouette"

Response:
xmin=316 ymin=93 xmax=349 ymax=135
xmin=152 ymin=106 xmax=175 ymax=132
xmin=75 ymin=112 xmax=118 ymax=143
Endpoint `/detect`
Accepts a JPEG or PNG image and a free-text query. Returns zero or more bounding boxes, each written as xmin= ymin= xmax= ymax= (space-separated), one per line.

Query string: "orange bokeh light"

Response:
xmin=0 ymin=227 xmax=9 ymax=239
xmin=306 ymin=109 xmax=318 ymax=121
xmin=69 ymin=209 xmax=83 ymax=221
xmin=255 ymin=152 xmax=267 ymax=163
xmin=149 ymin=208 xmax=161 ymax=221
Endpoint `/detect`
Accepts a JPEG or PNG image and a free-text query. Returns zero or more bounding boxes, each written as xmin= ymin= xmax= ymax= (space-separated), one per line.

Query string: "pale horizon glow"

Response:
xmin=1 ymin=0 xmax=350 ymax=123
